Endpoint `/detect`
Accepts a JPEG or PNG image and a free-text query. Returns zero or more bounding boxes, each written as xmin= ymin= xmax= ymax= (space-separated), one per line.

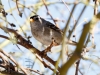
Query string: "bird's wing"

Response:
xmin=45 ymin=21 xmax=63 ymax=35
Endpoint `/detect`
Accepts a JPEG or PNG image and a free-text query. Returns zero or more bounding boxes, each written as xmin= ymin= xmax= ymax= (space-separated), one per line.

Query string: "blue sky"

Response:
xmin=1 ymin=0 xmax=100 ymax=75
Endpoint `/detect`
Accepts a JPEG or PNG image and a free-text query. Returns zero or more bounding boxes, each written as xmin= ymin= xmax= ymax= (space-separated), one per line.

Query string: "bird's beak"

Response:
xmin=30 ymin=18 xmax=34 ymax=22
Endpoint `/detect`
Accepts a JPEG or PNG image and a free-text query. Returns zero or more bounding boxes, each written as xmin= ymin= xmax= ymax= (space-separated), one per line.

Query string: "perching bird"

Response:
xmin=30 ymin=15 xmax=77 ymax=46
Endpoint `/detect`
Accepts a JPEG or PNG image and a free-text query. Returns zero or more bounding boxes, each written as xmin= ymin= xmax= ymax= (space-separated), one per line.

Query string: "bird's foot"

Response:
xmin=41 ymin=39 xmax=56 ymax=57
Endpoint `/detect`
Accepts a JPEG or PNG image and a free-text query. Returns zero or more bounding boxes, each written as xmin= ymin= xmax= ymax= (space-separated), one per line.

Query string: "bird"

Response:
xmin=30 ymin=15 xmax=77 ymax=46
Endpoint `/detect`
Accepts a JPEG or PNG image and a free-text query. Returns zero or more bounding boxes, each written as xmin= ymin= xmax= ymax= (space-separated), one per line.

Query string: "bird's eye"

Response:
xmin=34 ymin=17 xmax=38 ymax=21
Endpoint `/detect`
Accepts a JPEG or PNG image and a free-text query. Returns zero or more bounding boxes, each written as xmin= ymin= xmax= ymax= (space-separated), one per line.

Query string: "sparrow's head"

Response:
xmin=30 ymin=15 xmax=43 ymax=25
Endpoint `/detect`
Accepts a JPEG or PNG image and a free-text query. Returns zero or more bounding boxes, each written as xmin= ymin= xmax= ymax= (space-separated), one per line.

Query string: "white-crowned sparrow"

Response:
xmin=30 ymin=15 xmax=77 ymax=46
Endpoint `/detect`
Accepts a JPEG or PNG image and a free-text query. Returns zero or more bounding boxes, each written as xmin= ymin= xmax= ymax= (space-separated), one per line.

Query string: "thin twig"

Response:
xmin=68 ymin=5 xmax=86 ymax=39
xmin=75 ymin=59 xmax=80 ymax=75
xmin=61 ymin=0 xmax=75 ymax=24
xmin=26 ymin=68 xmax=43 ymax=75
xmin=42 ymin=0 xmax=58 ymax=26
xmin=15 ymin=0 xmax=22 ymax=17
xmin=94 ymin=0 xmax=98 ymax=15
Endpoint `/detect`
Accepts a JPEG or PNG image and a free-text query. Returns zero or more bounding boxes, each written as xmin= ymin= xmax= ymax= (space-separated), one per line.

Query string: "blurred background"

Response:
xmin=0 ymin=0 xmax=100 ymax=75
